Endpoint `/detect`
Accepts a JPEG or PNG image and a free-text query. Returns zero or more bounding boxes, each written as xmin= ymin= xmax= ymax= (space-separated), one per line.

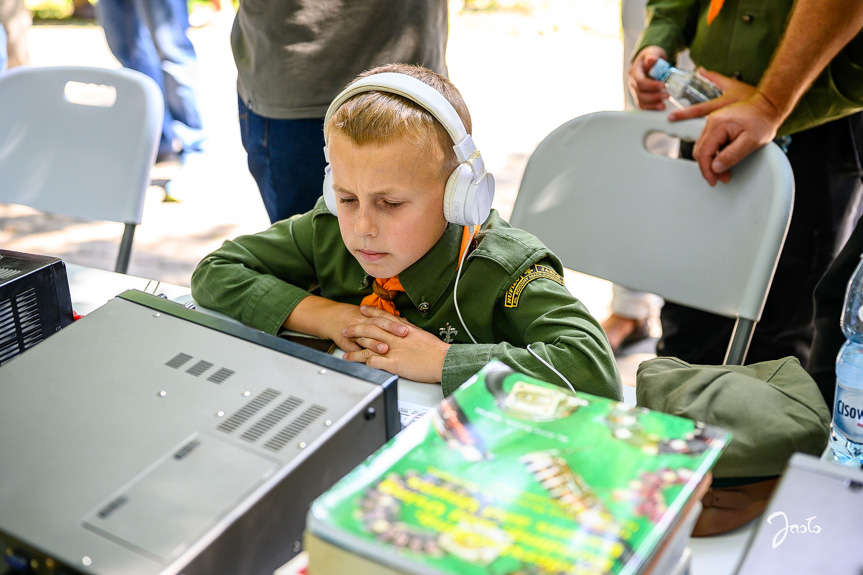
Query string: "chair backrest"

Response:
xmin=509 ymin=110 xmax=794 ymax=364
xmin=0 ymin=66 xmax=162 ymax=273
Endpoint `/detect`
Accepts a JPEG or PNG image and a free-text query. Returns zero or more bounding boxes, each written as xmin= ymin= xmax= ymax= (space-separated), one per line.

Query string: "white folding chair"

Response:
xmin=0 ymin=66 xmax=162 ymax=274
xmin=509 ymin=110 xmax=794 ymax=365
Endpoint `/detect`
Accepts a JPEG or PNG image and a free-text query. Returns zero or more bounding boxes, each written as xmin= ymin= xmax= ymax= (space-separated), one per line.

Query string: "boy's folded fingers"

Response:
xmin=374 ymin=316 xmax=409 ymax=336
xmin=342 ymin=347 xmax=381 ymax=364
xmin=356 ymin=337 xmax=388 ymax=354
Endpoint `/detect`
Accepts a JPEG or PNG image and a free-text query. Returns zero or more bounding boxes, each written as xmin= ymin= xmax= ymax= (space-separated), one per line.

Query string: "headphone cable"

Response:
xmin=453 ymin=225 xmax=478 ymax=344
xmin=453 ymin=226 xmax=576 ymax=393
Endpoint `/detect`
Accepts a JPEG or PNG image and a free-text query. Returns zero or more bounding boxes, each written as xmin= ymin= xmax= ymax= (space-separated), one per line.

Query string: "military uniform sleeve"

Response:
xmin=780 ymin=37 xmax=863 ymax=136
xmin=634 ymin=0 xmax=700 ymax=62
xmin=191 ymin=211 xmax=319 ymax=335
xmin=441 ymin=259 xmax=622 ymax=401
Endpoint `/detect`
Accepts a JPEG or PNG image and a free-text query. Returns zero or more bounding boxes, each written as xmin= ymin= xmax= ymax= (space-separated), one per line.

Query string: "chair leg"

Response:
xmin=115 ymin=223 xmax=137 ymax=274
xmin=724 ymin=318 xmax=756 ymax=365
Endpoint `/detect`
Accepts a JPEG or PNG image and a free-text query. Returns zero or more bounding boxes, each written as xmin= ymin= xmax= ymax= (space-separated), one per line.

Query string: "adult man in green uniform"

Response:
xmin=628 ymin=0 xmax=863 ymax=366
xmin=192 ymin=64 xmax=621 ymax=399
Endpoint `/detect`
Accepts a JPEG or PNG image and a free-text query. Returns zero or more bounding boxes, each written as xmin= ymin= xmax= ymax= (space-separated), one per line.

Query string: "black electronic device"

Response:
xmin=0 ymin=248 xmax=74 ymax=365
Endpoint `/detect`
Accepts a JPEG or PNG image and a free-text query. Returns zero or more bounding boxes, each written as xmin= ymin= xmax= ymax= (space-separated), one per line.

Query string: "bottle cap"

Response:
xmin=648 ymin=58 xmax=672 ymax=81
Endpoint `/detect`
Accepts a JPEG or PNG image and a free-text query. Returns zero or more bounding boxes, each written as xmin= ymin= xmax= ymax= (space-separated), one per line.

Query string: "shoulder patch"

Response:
xmin=504 ymin=264 xmax=565 ymax=308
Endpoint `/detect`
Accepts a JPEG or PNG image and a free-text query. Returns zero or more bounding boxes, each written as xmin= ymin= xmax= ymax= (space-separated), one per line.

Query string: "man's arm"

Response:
xmin=693 ymin=0 xmax=863 ymax=185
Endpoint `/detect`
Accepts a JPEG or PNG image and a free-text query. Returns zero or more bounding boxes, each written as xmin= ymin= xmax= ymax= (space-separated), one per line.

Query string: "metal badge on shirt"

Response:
xmin=504 ymin=264 xmax=565 ymax=308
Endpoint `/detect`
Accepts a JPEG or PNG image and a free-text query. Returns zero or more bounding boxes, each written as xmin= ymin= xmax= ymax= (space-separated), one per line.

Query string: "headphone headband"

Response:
xmin=321 ymin=70 xmax=494 ymax=227
xmin=324 ymin=72 xmax=477 ymax=162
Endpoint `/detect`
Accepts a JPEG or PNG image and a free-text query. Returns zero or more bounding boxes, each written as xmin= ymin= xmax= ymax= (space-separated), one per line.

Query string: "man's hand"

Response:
xmin=628 ymin=46 xmax=669 ymax=110
xmin=691 ymin=92 xmax=784 ymax=185
xmin=666 ymin=69 xmax=756 ymax=121
xmin=341 ymin=306 xmax=449 ymax=383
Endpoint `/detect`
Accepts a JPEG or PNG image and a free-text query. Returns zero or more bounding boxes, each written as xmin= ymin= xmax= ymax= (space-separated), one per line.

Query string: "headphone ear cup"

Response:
xmin=322 ymin=164 xmax=338 ymax=215
xmin=443 ymin=164 xmax=495 ymax=226
xmin=472 ymin=171 xmax=494 ymax=224
xmin=443 ymin=164 xmax=474 ymax=226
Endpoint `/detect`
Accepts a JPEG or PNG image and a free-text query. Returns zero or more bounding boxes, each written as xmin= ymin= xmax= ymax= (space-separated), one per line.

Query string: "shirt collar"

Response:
xmin=398 ymin=223 xmax=464 ymax=311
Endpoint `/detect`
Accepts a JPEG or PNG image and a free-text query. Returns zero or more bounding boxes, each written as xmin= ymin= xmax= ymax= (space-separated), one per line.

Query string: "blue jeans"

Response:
xmin=98 ymin=0 xmax=204 ymax=156
xmin=238 ymin=96 xmax=327 ymax=223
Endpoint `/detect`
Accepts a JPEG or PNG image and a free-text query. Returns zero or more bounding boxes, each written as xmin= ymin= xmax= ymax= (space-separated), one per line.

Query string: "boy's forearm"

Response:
xmin=758 ymin=0 xmax=863 ymax=122
xmin=282 ymin=294 xmax=341 ymax=338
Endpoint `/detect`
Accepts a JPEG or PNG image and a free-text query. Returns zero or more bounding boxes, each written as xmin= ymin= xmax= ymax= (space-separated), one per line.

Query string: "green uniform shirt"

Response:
xmin=191 ymin=200 xmax=622 ymax=399
xmin=636 ymin=0 xmax=863 ymax=136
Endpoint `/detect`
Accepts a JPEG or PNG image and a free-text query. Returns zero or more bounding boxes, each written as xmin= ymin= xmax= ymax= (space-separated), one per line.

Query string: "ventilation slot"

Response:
xmin=264 ymin=404 xmax=327 ymax=452
xmin=0 ymin=267 xmax=20 ymax=281
xmin=16 ymin=288 xmax=43 ymax=349
xmin=0 ymin=288 xmax=43 ymax=365
xmin=186 ymin=360 xmax=213 ymax=377
xmin=217 ymin=388 xmax=281 ymax=434
xmin=165 ymin=353 xmax=193 ymax=369
xmin=240 ymin=396 xmax=304 ymax=443
xmin=0 ymin=299 xmax=18 ymax=364
xmin=207 ymin=367 xmax=235 ymax=384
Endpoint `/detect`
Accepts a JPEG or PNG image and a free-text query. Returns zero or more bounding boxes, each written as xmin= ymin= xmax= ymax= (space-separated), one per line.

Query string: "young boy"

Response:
xmin=191 ymin=64 xmax=621 ymax=399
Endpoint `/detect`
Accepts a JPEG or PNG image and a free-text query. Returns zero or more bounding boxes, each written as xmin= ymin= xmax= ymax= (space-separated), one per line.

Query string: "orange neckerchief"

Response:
xmin=361 ymin=226 xmax=475 ymax=317
xmin=706 ymin=0 xmax=724 ymax=24
xmin=362 ymin=276 xmax=405 ymax=316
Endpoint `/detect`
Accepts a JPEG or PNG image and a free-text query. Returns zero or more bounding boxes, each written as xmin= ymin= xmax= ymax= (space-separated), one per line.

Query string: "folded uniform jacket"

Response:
xmin=636 ymin=356 xmax=831 ymax=536
xmin=636 ymin=356 xmax=830 ymax=479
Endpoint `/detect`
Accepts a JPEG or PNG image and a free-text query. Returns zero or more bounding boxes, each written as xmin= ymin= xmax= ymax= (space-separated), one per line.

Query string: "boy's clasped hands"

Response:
xmin=291 ymin=295 xmax=449 ymax=384
xmin=341 ymin=305 xmax=450 ymax=384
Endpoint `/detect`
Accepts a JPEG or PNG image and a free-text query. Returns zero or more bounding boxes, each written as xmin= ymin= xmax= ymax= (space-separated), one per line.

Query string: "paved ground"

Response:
xmin=0 ymin=1 xmax=657 ymax=380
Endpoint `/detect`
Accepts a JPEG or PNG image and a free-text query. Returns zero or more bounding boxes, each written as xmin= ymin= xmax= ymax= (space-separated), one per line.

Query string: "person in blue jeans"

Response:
xmin=232 ymin=1 xmax=448 ymax=223
xmin=98 ymin=0 xmax=204 ymax=161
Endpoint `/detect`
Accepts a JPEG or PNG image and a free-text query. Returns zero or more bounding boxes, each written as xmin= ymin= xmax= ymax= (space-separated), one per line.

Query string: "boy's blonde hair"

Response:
xmin=325 ymin=64 xmax=472 ymax=180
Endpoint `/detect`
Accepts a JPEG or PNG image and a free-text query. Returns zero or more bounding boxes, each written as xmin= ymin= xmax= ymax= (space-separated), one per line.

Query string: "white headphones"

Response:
xmin=322 ymin=72 xmax=495 ymax=227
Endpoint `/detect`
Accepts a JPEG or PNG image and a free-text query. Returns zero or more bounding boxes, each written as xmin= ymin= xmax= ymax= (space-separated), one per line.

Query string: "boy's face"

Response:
xmin=329 ymin=131 xmax=450 ymax=279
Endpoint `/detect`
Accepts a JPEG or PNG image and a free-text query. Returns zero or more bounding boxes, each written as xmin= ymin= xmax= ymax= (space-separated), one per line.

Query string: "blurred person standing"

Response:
xmin=629 ymin=0 xmax=863 ymax=367
xmin=231 ymin=1 xmax=448 ymax=224
xmin=0 ymin=0 xmax=31 ymax=71
xmin=97 ymin=0 xmax=205 ymax=163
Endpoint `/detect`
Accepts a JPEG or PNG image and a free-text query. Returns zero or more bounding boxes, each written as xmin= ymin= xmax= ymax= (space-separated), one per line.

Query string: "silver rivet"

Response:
xmin=157 ymin=390 xmax=167 ymax=397
xmin=324 ymin=419 xmax=332 ymax=426
xmin=298 ymin=441 xmax=307 ymax=449
xmin=242 ymin=390 xmax=251 ymax=397
xmin=153 ymin=313 xmax=161 ymax=318
xmin=293 ymin=541 xmax=302 ymax=552
xmin=216 ymin=410 xmax=225 ymax=417
xmin=82 ymin=556 xmax=93 ymax=567
xmin=318 ymin=368 xmax=327 ymax=375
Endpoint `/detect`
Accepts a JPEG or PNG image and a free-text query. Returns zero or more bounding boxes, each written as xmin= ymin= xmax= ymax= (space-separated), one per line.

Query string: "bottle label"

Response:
xmin=834 ymin=383 xmax=863 ymax=442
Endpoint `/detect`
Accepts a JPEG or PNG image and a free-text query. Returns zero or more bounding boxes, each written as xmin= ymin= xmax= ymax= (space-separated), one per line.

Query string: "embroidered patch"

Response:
xmin=504 ymin=264 xmax=565 ymax=308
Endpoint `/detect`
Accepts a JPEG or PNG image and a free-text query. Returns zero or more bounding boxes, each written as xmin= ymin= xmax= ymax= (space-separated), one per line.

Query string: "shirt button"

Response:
xmin=741 ymin=13 xmax=753 ymax=23
xmin=732 ymin=71 xmax=743 ymax=80
xmin=418 ymin=301 xmax=430 ymax=315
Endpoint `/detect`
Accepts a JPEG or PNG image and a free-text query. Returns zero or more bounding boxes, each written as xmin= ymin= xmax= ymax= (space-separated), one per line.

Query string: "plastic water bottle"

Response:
xmin=831 ymin=253 xmax=863 ymax=465
xmin=648 ymin=57 xmax=723 ymax=109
